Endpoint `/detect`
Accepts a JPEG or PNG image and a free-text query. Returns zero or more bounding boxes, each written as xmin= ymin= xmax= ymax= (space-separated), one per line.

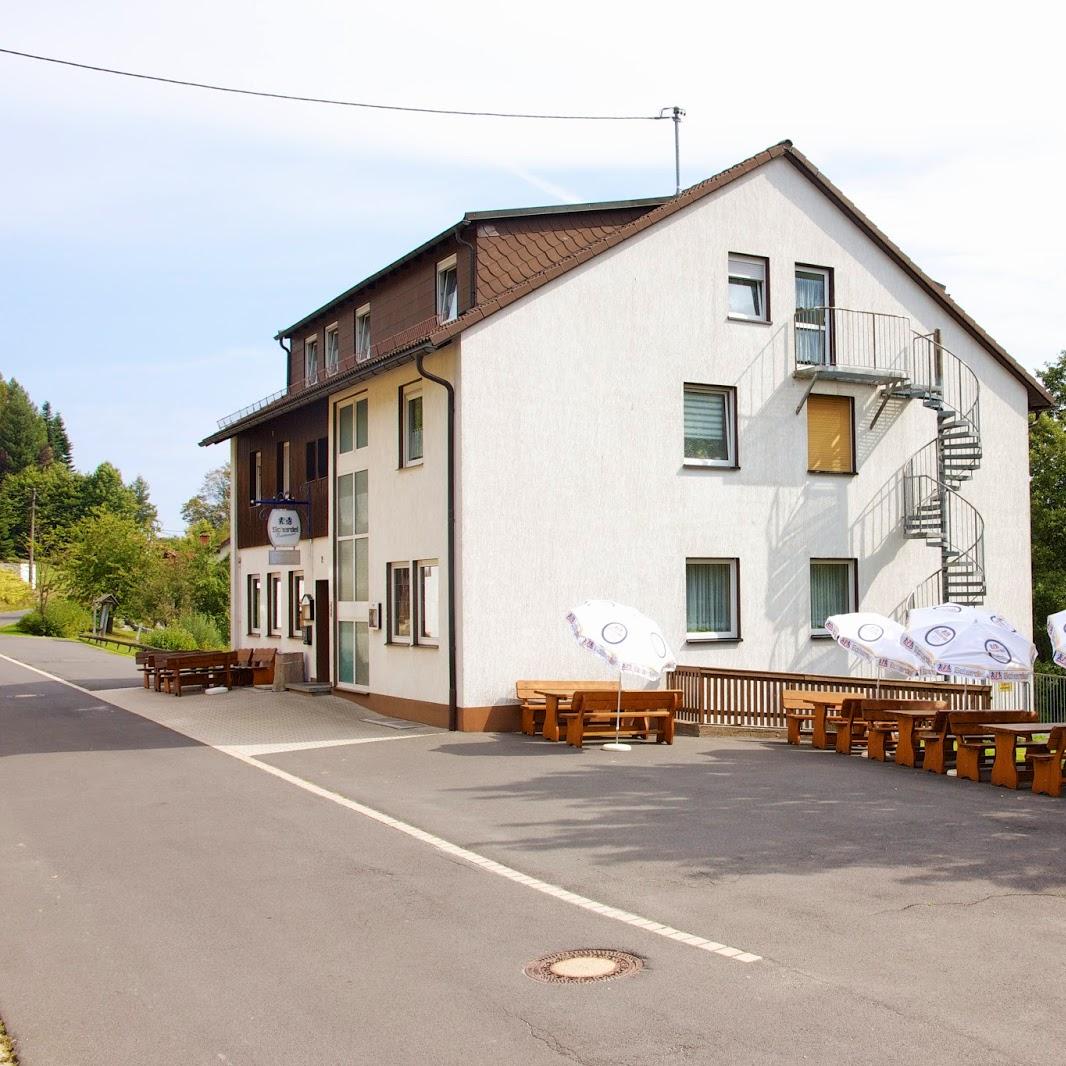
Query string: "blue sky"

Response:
xmin=2 ymin=0 xmax=1063 ymax=531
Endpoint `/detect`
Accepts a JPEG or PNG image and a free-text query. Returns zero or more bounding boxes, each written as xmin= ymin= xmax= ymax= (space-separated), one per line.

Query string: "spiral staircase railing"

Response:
xmin=793 ymin=309 xmax=985 ymax=610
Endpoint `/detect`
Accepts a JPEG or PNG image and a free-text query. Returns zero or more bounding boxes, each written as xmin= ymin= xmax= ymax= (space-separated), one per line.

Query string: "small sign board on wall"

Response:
xmin=267 ymin=508 xmax=302 ymax=548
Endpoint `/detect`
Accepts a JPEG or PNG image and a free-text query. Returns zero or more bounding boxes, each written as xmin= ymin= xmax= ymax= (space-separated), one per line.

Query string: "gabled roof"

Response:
xmin=423 ymin=139 xmax=1051 ymax=410
xmin=275 ymin=194 xmax=669 ymax=339
xmin=203 ymin=140 xmax=1050 ymax=446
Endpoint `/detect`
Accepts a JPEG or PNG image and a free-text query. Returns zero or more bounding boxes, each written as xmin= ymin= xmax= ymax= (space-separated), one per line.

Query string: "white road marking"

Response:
xmin=0 ymin=650 xmax=762 ymax=964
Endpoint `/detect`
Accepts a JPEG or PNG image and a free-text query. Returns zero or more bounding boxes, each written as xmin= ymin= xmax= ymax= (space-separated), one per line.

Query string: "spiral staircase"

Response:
xmin=794 ymin=309 xmax=986 ymax=610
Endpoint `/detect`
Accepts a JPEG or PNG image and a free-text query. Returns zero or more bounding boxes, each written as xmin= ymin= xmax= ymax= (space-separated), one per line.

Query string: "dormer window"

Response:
xmin=436 ymin=256 xmax=458 ymax=324
xmin=325 ymin=324 xmax=340 ymax=374
xmin=355 ymin=304 xmax=371 ymax=362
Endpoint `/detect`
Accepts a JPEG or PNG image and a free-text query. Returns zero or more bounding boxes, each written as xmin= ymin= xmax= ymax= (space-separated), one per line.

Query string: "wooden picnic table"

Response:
xmin=537 ymin=688 xmax=682 ymax=743
xmin=863 ymin=704 xmax=944 ymax=767
xmin=987 ymin=722 xmax=1066 ymax=789
xmin=805 ymin=692 xmax=868 ymax=749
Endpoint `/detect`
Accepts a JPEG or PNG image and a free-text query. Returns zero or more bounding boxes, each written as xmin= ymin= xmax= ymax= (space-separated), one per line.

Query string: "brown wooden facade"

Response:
xmin=234 ymin=399 xmax=329 ymax=549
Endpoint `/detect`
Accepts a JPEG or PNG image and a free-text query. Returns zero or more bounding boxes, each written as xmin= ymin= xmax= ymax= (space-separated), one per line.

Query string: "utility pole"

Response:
xmin=660 ymin=106 xmax=686 ymax=196
xmin=28 ymin=487 xmax=36 ymax=590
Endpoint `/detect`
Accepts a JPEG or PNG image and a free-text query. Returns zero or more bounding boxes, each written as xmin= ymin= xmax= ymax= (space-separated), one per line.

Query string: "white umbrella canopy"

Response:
xmin=1047 ymin=609 xmax=1066 ymax=668
xmin=902 ymin=605 xmax=1036 ymax=681
xmin=566 ymin=600 xmax=677 ymax=681
xmin=566 ymin=600 xmax=677 ymax=751
xmin=824 ymin=612 xmax=925 ymax=677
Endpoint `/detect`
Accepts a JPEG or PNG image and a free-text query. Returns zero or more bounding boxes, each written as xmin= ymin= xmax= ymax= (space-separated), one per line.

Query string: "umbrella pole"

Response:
xmin=603 ymin=668 xmax=631 ymax=752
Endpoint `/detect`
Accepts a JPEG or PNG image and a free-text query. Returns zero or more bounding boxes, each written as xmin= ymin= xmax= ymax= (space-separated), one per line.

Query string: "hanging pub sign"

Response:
xmin=268 ymin=508 xmax=302 ymax=547
xmin=267 ymin=507 xmax=302 ymax=564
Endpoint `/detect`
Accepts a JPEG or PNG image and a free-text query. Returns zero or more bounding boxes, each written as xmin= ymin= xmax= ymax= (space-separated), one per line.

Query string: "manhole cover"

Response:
xmin=523 ymin=949 xmax=643 ymax=984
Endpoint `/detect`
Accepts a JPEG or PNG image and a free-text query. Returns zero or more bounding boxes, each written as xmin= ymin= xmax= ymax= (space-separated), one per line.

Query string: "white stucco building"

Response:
xmin=202 ymin=140 xmax=1050 ymax=730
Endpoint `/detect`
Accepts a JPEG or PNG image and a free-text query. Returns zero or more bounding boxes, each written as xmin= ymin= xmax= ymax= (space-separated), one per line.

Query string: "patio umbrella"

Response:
xmin=824 ymin=612 xmax=925 ymax=686
xmin=902 ymin=606 xmax=1036 ymax=681
xmin=566 ymin=600 xmax=677 ymax=751
xmin=1047 ymin=609 xmax=1066 ymax=668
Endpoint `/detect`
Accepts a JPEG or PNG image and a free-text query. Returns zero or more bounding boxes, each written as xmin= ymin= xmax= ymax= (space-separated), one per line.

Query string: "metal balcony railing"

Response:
xmin=793 ymin=306 xmax=911 ymax=375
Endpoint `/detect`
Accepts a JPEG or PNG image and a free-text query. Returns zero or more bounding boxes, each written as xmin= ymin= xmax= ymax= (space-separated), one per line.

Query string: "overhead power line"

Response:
xmin=0 ymin=47 xmax=667 ymax=121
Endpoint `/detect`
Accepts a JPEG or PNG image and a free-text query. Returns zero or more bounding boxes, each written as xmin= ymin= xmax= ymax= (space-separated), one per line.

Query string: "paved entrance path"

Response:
xmin=2 ymin=635 xmax=1065 ymax=1063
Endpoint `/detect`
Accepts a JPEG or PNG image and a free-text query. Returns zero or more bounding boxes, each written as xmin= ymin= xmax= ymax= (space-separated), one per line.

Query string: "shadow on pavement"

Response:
xmin=431 ymin=734 xmax=1066 ymax=895
xmin=0 ymin=681 xmax=201 ymax=756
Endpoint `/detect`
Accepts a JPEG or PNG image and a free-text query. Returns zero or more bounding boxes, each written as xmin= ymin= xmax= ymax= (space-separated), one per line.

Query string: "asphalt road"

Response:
xmin=2 ymin=636 xmax=1065 ymax=1064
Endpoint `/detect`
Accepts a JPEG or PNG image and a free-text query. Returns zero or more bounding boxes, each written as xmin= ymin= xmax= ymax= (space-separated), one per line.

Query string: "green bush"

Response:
xmin=149 ymin=625 xmax=198 ymax=651
xmin=17 ymin=598 xmax=91 ymax=638
xmin=0 ymin=569 xmax=34 ymax=610
xmin=178 ymin=612 xmax=225 ymax=650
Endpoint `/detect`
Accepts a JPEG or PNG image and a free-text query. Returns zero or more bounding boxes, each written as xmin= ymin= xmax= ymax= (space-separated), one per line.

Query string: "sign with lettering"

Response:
xmin=267 ymin=507 xmax=302 ymax=548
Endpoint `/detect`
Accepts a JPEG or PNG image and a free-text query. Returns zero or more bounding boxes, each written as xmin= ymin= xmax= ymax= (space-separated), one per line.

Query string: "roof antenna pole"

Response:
xmin=661 ymin=106 xmax=685 ymax=196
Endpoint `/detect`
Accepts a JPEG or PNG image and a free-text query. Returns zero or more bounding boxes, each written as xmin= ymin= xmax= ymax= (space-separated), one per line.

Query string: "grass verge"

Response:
xmin=0 ymin=1012 xmax=19 ymax=1064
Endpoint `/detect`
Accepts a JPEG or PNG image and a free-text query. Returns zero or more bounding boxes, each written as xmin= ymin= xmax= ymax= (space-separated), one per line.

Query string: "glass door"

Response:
xmin=795 ymin=267 xmax=831 ymax=366
xmin=334 ymin=394 xmax=370 ymax=689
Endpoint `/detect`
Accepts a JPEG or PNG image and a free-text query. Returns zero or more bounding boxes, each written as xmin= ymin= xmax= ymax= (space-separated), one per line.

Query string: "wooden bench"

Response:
xmin=564 ymin=690 xmax=680 ymax=749
xmin=953 ymin=711 xmax=1042 ymax=783
xmin=783 ymin=690 xmax=816 ymax=745
xmin=1030 ymin=727 xmax=1066 ymax=796
xmin=515 ymin=680 xmax=619 ymax=738
xmin=919 ymin=710 xmax=1037 ymax=775
xmin=249 ymin=647 xmax=278 ymax=686
xmin=834 ymin=698 xmax=947 ymax=757
xmin=159 ymin=651 xmax=236 ymax=696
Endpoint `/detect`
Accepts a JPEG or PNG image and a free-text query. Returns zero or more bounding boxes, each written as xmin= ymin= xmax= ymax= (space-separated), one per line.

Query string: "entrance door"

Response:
xmin=315 ymin=579 xmax=330 ymax=683
xmin=795 ymin=267 xmax=831 ymax=366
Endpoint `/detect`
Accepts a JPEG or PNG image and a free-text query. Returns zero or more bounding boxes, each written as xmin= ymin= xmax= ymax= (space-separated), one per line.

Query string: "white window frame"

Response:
xmin=252 ymin=450 xmax=262 ymax=502
xmin=727 ymin=254 xmax=768 ymax=323
xmin=247 ymin=574 xmax=262 ymax=635
xmin=355 ymin=304 xmax=371 ymax=362
xmin=795 ymin=265 xmax=832 ymax=366
xmin=416 ymin=559 xmax=439 ymax=647
xmin=685 ymin=557 xmax=739 ymax=641
xmin=683 ymin=384 xmax=736 ymax=468
xmin=402 ymin=384 xmax=424 ymax=468
xmin=267 ymin=573 xmax=282 ymax=635
xmin=324 ymin=323 xmax=340 ymax=375
xmin=304 ymin=334 xmax=319 ymax=385
xmin=389 ymin=562 xmax=413 ymax=644
xmin=436 ymin=255 xmax=458 ymax=324
xmin=289 ymin=571 xmax=304 ymax=637
xmin=809 ymin=558 xmax=856 ymax=636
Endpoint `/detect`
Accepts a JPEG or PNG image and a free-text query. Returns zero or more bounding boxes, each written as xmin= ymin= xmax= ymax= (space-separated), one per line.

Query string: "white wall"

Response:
xmin=329 ymin=345 xmax=454 ymax=705
xmin=456 ymin=157 xmax=1033 ymax=709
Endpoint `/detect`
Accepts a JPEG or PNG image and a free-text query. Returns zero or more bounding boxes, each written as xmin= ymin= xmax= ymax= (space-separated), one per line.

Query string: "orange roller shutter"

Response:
xmin=807 ymin=395 xmax=854 ymax=473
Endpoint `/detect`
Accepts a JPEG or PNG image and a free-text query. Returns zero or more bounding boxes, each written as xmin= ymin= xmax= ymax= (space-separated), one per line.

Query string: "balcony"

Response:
xmin=215 ymin=314 xmax=444 ymax=431
xmin=792 ymin=306 xmax=912 ymax=386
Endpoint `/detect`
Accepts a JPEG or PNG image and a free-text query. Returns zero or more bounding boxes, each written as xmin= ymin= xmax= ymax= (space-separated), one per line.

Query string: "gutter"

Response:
xmin=416 ymin=348 xmax=458 ymax=733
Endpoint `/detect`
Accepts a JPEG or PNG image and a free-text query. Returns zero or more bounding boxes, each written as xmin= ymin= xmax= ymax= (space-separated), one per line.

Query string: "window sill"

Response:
xmin=412 ymin=642 xmax=440 ymax=649
xmin=810 ymin=633 xmax=835 ymax=640
xmin=683 ymin=460 xmax=739 ymax=470
xmin=807 ymin=469 xmax=858 ymax=477
xmin=685 ymin=636 xmax=742 ymax=644
xmin=727 ymin=315 xmax=772 ymax=325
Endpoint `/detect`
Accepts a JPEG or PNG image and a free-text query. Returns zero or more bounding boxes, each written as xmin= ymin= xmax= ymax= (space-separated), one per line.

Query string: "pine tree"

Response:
xmin=0 ymin=379 xmax=48 ymax=479
xmin=42 ymin=404 xmax=74 ymax=468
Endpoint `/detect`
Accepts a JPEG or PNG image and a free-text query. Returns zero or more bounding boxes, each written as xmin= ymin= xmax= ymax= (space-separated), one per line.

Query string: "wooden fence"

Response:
xmin=667 ymin=665 xmax=991 ymax=729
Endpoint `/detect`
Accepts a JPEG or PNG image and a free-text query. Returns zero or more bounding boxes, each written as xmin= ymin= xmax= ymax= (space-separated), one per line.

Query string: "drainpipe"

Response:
xmin=277 ymin=336 xmax=292 ymax=389
xmin=416 ymin=347 xmax=458 ymax=732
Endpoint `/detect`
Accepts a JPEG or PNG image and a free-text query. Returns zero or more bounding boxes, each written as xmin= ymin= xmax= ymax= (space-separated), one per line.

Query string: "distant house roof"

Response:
xmin=203 ymin=140 xmax=1050 ymax=446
